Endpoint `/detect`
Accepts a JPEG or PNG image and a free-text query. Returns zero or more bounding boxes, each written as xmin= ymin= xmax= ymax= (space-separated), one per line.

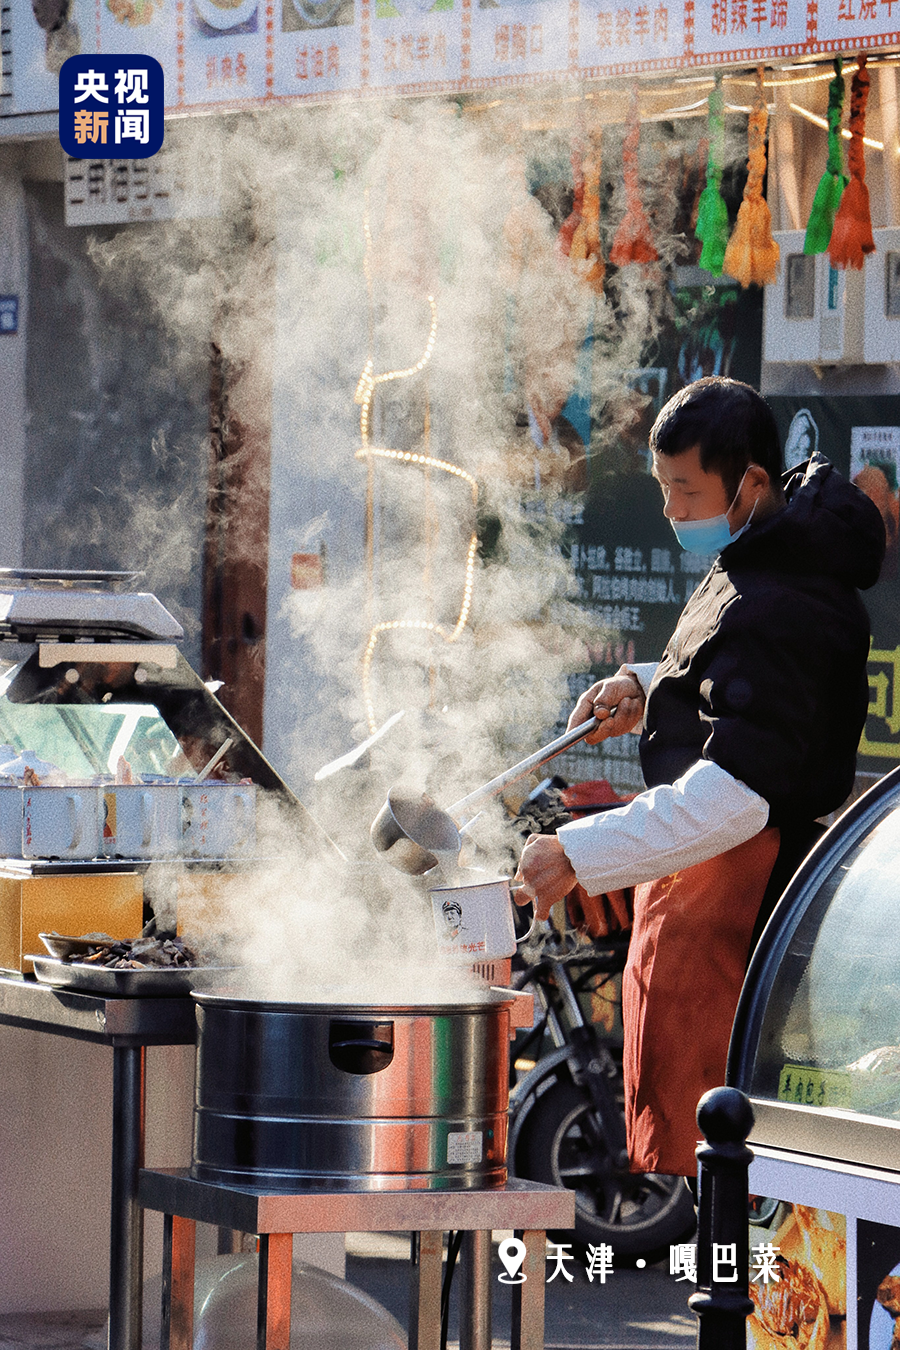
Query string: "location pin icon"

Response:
xmin=497 ymin=1237 xmax=527 ymax=1284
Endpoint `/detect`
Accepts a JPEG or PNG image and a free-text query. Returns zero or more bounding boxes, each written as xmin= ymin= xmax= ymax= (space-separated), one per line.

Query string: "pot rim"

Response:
xmin=191 ymin=988 xmax=518 ymax=1014
xmin=428 ymin=875 xmax=513 ymax=894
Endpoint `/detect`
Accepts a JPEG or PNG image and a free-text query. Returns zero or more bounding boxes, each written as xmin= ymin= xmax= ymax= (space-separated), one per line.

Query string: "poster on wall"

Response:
xmin=769 ymin=396 xmax=900 ymax=777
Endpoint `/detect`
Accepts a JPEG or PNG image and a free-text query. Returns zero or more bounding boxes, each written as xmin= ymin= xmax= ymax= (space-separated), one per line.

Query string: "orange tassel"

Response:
xmin=829 ymin=54 xmax=876 ymax=270
xmin=558 ymin=142 xmax=584 ymax=259
xmin=571 ymin=130 xmax=605 ymax=293
xmin=723 ymin=68 xmax=780 ymax=287
xmin=610 ymin=89 xmax=658 ymax=266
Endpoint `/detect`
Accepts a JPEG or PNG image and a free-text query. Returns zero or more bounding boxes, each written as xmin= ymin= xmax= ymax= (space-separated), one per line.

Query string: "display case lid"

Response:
xmin=729 ymin=766 xmax=900 ymax=1156
xmin=0 ymin=569 xmax=183 ymax=644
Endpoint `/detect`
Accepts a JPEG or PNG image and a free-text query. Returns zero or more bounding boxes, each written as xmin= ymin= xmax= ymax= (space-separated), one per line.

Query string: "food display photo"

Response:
xmin=859 ymin=1219 xmax=900 ymax=1350
xmin=748 ymin=1200 xmax=847 ymax=1350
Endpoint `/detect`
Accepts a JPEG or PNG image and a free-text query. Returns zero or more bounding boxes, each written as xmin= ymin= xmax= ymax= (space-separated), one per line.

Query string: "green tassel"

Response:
xmin=697 ymin=182 xmax=730 ymax=275
xmin=696 ymin=76 xmax=729 ymax=276
xmin=804 ymin=58 xmax=848 ymax=255
xmin=804 ymin=173 xmax=847 ymax=254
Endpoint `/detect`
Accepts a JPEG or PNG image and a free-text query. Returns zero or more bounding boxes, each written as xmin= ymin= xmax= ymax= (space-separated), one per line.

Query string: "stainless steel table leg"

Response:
xmin=161 ymin=1215 xmax=196 ymax=1350
xmin=459 ymin=1229 xmax=492 ymax=1350
xmin=510 ymin=1230 xmax=545 ymax=1350
xmin=409 ymin=1231 xmax=443 ymax=1350
xmin=109 ymin=1045 xmax=146 ymax=1350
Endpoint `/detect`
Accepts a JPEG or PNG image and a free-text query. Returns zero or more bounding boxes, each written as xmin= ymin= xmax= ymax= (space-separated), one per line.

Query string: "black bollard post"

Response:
xmin=688 ymin=1086 xmax=755 ymax=1350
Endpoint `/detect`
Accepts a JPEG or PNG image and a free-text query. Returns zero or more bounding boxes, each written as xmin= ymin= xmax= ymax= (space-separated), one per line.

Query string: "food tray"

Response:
xmin=29 ymin=956 xmax=232 ymax=998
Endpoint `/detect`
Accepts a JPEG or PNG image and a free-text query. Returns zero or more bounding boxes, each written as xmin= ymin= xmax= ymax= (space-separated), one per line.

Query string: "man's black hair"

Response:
xmin=649 ymin=377 xmax=784 ymax=500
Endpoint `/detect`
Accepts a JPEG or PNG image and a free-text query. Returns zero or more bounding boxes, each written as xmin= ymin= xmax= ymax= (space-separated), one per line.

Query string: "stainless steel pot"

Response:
xmin=190 ymin=990 xmax=515 ymax=1191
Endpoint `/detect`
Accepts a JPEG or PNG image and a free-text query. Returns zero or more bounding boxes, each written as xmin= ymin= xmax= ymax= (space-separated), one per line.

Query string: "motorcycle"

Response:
xmin=508 ymin=925 xmax=696 ymax=1262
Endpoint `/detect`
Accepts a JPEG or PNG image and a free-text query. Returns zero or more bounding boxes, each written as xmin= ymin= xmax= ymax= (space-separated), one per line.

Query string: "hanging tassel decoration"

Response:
xmin=804 ymin=58 xmax=848 ymax=255
xmin=723 ymin=67 xmax=780 ymax=287
xmin=571 ymin=129 xmax=605 ymax=293
xmin=695 ymin=74 xmax=730 ymax=276
xmin=829 ymin=54 xmax=876 ymax=270
xmin=610 ymin=89 xmax=658 ymax=266
xmin=557 ymin=140 xmax=585 ymax=258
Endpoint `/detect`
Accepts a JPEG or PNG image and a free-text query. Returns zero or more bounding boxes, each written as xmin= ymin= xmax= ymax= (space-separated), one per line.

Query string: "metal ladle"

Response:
xmin=371 ymin=715 xmax=602 ymax=875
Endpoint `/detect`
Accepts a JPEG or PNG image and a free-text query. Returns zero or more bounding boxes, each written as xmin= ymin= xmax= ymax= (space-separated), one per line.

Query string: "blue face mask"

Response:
xmin=670 ymin=470 xmax=758 ymax=555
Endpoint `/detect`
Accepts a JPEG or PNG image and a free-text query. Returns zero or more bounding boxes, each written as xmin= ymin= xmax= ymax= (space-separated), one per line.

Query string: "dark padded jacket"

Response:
xmin=640 ymin=452 xmax=886 ymax=826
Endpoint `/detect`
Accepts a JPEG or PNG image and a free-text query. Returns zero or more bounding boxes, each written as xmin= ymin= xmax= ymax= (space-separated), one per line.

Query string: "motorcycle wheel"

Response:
xmin=512 ymin=1075 xmax=696 ymax=1261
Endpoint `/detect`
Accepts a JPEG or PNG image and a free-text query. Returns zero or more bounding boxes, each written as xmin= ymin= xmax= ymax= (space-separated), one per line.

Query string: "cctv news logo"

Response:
xmin=59 ymin=56 xmax=164 ymax=159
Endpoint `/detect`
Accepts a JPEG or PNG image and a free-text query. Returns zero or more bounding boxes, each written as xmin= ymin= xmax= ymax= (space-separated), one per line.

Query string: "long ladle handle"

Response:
xmin=446 ymin=715 xmax=602 ymax=821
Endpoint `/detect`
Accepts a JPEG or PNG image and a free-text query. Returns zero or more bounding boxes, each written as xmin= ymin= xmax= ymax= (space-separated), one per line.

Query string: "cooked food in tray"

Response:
xmin=31 ymin=931 xmax=229 ymax=995
xmin=39 ymin=931 xmax=200 ymax=968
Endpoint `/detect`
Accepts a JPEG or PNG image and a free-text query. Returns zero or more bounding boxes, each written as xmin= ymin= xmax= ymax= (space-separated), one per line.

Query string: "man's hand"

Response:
xmin=567 ymin=664 xmax=645 ymax=744
xmin=514 ymin=833 xmax=578 ymax=920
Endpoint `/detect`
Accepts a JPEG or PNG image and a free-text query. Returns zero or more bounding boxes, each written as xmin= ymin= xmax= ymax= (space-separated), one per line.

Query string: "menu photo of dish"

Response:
xmin=747 ymin=1199 xmax=847 ymax=1349
xmin=192 ymin=0 xmax=258 ymax=38
xmin=858 ymin=1219 xmax=900 ymax=1350
xmin=281 ymin=0 xmax=353 ymax=34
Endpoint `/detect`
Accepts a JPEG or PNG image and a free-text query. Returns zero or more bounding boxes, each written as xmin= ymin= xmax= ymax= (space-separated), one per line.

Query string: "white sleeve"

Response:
xmin=627 ymin=662 xmax=659 ymax=699
xmin=556 ymin=759 xmax=770 ymax=894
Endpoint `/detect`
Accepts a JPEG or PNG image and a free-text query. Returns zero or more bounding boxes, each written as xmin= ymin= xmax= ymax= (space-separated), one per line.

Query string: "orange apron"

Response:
xmin=622 ymin=827 xmax=780 ymax=1178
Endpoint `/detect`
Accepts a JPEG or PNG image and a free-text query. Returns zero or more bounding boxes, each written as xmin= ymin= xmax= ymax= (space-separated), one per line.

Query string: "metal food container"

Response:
xmin=104 ymin=783 xmax=182 ymax=860
xmin=22 ymin=786 xmax=105 ymax=860
xmin=190 ymin=990 xmax=515 ymax=1191
xmin=181 ymin=782 xmax=256 ymax=860
xmin=0 ymin=787 xmax=22 ymax=857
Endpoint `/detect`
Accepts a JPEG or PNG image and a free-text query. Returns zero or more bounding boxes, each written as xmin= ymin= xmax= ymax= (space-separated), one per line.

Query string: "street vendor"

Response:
xmin=514 ymin=376 xmax=886 ymax=1178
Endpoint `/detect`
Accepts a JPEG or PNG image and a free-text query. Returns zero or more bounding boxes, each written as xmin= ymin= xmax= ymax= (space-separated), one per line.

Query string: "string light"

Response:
xmin=359 ymin=527 xmax=479 ymax=732
xmin=354 ymin=445 xmax=479 ymax=494
xmin=790 ymin=100 xmax=884 ymax=149
xmin=356 ymin=220 xmax=480 ymax=734
xmin=355 ymin=295 xmax=439 ymax=444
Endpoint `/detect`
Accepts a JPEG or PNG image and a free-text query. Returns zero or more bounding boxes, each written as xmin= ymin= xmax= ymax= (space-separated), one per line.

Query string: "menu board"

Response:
xmin=747 ymin=1197 xmax=847 ymax=1348
xmin=749 ymin=1147 xmax=900 ymax=1350
xmin=6 ymin=0 xmax=900 ymax=120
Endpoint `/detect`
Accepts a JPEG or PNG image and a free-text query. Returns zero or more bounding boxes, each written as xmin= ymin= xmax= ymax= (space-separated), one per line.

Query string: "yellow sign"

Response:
xmin=861 ymin=644 xmax=900 ymax=759
xmin=777 ymin=1064 xmax=852 ymax=1110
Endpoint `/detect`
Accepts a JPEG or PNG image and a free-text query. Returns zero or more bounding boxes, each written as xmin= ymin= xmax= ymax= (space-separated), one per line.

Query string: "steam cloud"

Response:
xmin=65 ymin=89 xmax=729 ymax=997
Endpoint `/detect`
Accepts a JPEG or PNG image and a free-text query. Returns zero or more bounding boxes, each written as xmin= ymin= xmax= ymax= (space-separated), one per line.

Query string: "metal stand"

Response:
xmin=109 ymin=1046 xmax=147 ymax=1350
xmin=689 ymin=1086 xmax=755 ymax=1350
xmin=139 ymin=1169 xmax=575 ymax=1350
xmin=0 ymin=977 xmax=196 ymax=1350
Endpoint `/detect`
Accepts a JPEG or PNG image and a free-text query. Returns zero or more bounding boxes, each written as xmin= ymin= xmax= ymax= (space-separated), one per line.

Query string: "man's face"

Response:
xmin=651 ymin=444 xmax=731 ymax=524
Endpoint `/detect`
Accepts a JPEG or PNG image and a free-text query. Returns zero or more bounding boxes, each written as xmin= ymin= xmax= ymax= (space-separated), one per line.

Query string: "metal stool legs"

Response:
xmin=156 ymin=1206 xmax=551 ymax=1350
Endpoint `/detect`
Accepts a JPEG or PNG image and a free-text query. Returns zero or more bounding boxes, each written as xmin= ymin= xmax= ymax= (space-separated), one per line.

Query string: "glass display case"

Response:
xmin=729 ymin=762 xmax=900 ymax=1168
xmin=728 ymin=765 xmax=900 ymax=1350
xmin=0 ymin=567 xmax=336 ymax=856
